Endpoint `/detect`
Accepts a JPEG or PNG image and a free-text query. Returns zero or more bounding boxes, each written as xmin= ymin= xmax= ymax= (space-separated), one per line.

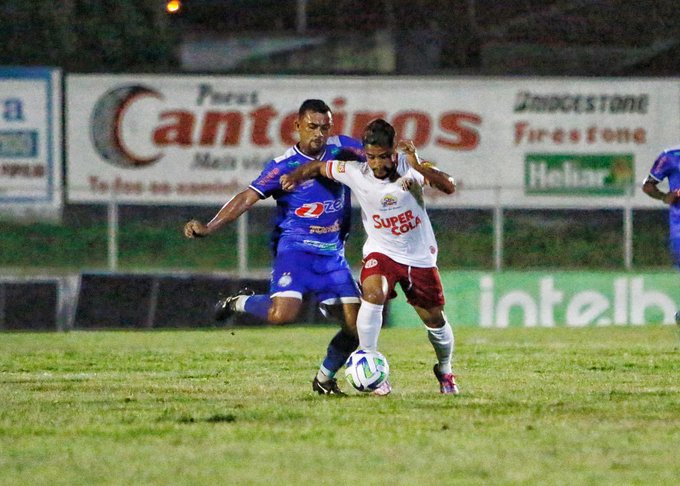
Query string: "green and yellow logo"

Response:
xmin=525 ymin=153 xmax=634 ymax=195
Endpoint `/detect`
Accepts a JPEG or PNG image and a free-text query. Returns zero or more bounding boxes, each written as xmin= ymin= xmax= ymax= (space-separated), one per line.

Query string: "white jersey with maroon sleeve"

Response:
xmin=326 ymin=154 xmax=438 ymax=267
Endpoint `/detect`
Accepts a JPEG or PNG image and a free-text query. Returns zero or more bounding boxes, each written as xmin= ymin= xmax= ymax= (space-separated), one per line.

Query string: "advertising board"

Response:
xmin=0 ymin=67 xmax=62 ymax=219
xmin=389 ymin=271 xmax=679 ymax=328
xmin=67 ymin=75 xmax=678 ymax=208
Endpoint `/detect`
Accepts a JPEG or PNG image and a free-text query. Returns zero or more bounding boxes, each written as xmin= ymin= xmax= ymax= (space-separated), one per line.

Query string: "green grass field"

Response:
xmin=2 ymin=326 xmax=680 ymax=485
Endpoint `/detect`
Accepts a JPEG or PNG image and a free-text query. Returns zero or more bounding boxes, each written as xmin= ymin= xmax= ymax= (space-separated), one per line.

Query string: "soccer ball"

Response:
xmin=344 ymin=349 xmax=390 ymax=392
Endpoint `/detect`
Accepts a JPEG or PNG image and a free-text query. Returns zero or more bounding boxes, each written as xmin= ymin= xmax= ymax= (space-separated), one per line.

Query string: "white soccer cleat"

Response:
xmin=372 ymin=379 xmax=392 ymax=396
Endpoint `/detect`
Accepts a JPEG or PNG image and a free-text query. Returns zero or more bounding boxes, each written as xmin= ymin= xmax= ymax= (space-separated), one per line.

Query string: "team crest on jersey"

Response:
xmin=381 ymin=194 xmax=398 ymax=208
xmin=364 ymin=258 xmax=378 ymax=269
xmin=430 ymin=246 xmax=436 ymax=254
xmin=278 ymin=272 xmax=293 ymax=288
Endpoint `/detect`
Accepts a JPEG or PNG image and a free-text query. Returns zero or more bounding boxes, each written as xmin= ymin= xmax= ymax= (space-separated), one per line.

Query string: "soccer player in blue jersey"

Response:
xmin=643 ymin=145 xmax=680 ymax=324
xmin=184 ymin=99 xmax=364 ymax=394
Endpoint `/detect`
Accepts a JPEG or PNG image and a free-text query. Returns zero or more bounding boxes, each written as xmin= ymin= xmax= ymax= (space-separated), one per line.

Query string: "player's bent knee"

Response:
xmin=361 ymin=291 xmax=387 ymax=305
xmin=421 ymin=315 xmax=446 ymax=329
xmin=267 ymin=309 xmax=298 ymax=325
xmin=423 ymin=319 xmax=446 ymax=329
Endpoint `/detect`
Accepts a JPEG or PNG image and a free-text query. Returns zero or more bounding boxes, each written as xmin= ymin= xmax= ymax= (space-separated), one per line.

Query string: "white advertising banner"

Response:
xmin=0 ymin=67 xmax=62 ymax=219
xmin=66 ymin=75 xmax=679 ymax=207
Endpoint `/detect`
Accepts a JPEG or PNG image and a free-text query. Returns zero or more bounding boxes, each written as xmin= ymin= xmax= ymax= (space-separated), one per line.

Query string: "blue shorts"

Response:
xmin=270 ymin=250 xmax=360 ymax=305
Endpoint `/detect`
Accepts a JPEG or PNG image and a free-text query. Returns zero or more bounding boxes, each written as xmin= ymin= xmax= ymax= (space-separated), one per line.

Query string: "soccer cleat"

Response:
xmin=676 ymin=310 xmax=680 ymax=325
xmin=372 ymin=379 xmax=392 ymax=396
xmin=214 ymin=287 xmax=254 ymax=322
xmin=433 ymin=364 xmax=460 ymax=395
xmin=312 ymin=377 xmax=346 ymax=396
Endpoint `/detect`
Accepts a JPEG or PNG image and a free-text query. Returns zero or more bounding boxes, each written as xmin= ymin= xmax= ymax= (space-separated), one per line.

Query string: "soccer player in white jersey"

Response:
xmin=281 ymin=118 xmax=459 ymax=395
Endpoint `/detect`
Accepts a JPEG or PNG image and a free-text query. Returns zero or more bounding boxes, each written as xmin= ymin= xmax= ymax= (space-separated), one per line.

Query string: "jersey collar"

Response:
xmin=294 ymin=144 xmax=326 ymax=161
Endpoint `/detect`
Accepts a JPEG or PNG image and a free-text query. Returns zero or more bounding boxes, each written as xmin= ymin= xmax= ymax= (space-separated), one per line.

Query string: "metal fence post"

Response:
xmin=493 ymin=186 xmax=504 ymax=271
xmin=107 ymin=192 xmax=118 ymax=271
xmin=238 ymin=210 xmax=248 ymax=276
xmin=623 ymin=184 xmax=633 ymax=270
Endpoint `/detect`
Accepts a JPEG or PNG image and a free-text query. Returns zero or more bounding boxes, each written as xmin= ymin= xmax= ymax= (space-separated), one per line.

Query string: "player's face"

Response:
xmin=365 ymin=144 xmax=397 ymax=180
xmin=296 ymin=110 xmax=333 ymax=157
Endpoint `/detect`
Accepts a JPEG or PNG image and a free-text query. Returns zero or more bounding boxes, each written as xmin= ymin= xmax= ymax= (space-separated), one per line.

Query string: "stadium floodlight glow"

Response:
xmin=166 ymin=0 xmax=181 ymax=14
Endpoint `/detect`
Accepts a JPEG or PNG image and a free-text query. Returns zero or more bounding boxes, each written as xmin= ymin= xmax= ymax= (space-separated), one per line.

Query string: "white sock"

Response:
xmin=233 ymin=295 xmax=249 ymax=312
xmin=316 ymin=366 xmax=334 ymax=382
xmin=427 ymin=321 xmax=454 ymax=375
xmin=357 ymin=299 xmax=384 ymax=351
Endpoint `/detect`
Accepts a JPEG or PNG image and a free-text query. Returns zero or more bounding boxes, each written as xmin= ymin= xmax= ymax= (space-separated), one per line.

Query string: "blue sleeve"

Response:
xmin=249 ymin=159 xmax=284 ymax=198
xmin=650 ymin=151 xmax=675 ymax=182
xmin=329 ymin=135 xmax=365 ymax=162
xmin=340 ymin=187 xmax=352 ymax=243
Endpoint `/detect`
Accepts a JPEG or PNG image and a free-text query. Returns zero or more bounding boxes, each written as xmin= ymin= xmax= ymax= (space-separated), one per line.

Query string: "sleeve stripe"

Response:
xmin=326 ymin=161 xmax=336 ymax=180
xmin=248 ymin=185 xmax=266 ymax=199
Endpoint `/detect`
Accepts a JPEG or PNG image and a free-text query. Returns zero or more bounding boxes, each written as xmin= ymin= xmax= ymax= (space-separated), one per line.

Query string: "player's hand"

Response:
xmin=280 ymin=174 xmax=297 ymax=192
xmin=663 ymin=189 xmax=680 ymax=205
xmin=396 ymin=140 xmax=420 ymax=167
xmin=397 ymin=177 xmax=415 ymax=191
xmin=396 ymin=140 xmax=417 ymax=156
xmin=184 ymin=219 xmax=208 ymax=238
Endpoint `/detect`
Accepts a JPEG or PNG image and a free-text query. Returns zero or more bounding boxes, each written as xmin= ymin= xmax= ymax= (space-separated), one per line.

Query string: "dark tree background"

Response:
xmin=1 ymin=0 xmax=679 ymax=74
xmin=0 ymin=0 xmax=177 ymax=72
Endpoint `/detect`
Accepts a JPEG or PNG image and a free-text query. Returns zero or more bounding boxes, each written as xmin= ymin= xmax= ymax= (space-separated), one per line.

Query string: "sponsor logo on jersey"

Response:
xmin=294 ymin=199 xmax=343 ymax=218
xmin=301 ymin=240 xmax=338 ymax=251
xmin=278 ymin=272 xmax=292 ymax=288
xmin=373 ymin=210 xmax=422 ymax=235
xmin=295 ymin=202 xmax=324 ymax=218
xmin=309 ymin=220 xmax=341 ymax=234
xmin=258 ymin=167 xmax=280 ymax=186
xmin=381 ymin=194 xmax=398 ymax=208
xmin=364 ymin=258 xmax=378 ymax=269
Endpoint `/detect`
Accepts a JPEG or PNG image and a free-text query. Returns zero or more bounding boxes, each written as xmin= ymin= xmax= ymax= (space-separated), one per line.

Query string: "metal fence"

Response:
xmin=2 ymin=183 xmax=674 ymax=273
xmin=77 ymin=185 xmax=672 ymax=273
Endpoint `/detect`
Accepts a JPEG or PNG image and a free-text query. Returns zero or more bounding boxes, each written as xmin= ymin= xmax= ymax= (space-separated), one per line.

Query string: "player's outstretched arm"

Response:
xmin=396 ymin=140 xmax=456 ymax=195
xmin=642 ymin=178 xmax=680 ymax=205
xmin=280 ymin=160 xmax=328 ymax=191
xmin=183 ymin=187 xmax=261 ymax=238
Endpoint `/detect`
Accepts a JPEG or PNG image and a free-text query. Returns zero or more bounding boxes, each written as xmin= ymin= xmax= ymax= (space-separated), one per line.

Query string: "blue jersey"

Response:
xmin=649 ymin=146 xmax=680 ymax=240
xmin=249 ymin=135 xmax=364 ymax=255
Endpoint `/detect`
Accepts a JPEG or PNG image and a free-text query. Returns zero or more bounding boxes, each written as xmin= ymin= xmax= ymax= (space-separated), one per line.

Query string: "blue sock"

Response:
xmin=243 ymin=294 xmax=272 ymax=320
xmin=321 ymin=329 xmax=359 ymax=377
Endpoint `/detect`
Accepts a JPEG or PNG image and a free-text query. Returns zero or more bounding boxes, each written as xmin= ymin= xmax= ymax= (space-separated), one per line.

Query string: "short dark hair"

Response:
xmin=362 ymin=118 xmax=395 ymax=148
xmin=298 ymin=99 xmax=331 ymax=117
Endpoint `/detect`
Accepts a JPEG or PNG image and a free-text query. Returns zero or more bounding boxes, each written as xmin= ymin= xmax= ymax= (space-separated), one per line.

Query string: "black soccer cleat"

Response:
xmin=214 ymin=287 xmax=254 ymax=322
xmin=312 ymin=377 xmax=346 ymax=396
